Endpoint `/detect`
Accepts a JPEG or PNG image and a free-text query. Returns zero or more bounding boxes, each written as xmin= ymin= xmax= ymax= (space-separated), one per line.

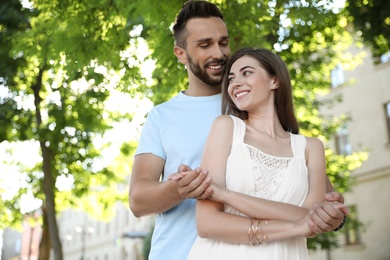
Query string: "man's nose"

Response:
xmin=210 ymin=45 xmax=225 ymax=59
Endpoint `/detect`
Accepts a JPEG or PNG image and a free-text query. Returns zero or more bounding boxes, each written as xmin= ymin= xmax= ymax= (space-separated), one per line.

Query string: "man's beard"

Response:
xmin=187 ymin=55 xmax=225 ymax=86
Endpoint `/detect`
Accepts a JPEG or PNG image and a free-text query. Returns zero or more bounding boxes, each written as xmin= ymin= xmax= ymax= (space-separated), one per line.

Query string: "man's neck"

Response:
xmin=185 ymin=83 xmax=221 ymax=97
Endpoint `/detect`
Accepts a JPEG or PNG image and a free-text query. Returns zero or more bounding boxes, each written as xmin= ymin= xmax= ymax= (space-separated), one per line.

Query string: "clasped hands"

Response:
xmin=168 ymin=164 xmax=349 ymax=235
xmin=168 ymin=164 xmax=213 ymax=200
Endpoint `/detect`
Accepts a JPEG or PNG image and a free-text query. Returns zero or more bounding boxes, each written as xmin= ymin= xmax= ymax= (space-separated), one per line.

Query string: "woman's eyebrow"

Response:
xmin=229 ymin=65 xmax=255 ymax=75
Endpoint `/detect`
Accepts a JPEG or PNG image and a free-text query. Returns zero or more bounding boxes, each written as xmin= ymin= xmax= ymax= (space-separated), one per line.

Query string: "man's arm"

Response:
xmin=308 ymin=189 xmax=350 ymax=233
xmin=129 ymin=154 xmax=212 ymax=217
xmin=307 ymin=174 xmax=349 ymax=233
xmin=326 ymin=177 xmax=335 ymax=193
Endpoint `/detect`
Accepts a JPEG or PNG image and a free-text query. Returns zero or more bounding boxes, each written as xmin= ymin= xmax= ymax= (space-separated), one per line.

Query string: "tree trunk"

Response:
xmin=33 ymin=68 xmax=63 ymax=260
xmin=40 ymin=141 xmax=63 ymax=260
xmin=38 ymin=206 xmax=51 ymax=260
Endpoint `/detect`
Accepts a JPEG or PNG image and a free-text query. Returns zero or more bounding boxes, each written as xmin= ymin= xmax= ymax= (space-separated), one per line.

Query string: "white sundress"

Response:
xmin=188 ymin=115 xmax=310 ymax=260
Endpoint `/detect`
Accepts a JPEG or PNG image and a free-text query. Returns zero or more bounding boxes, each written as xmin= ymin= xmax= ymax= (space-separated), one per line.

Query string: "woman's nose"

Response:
xmin=231 ymin=78 xmax=243 ymax=88
xmin=229 ymin=82 xmax=241 ymax=92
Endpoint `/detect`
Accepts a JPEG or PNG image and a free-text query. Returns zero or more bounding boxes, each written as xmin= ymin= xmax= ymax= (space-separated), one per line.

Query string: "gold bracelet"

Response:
xmin=262 ymin=220 xmax=268 ymax=244
xmin=248 ymin=218 xmax=263 ymax=246
xmin=256 ymin=220 xmax=262 ymax=245
xmin=248 ymin=218 xmax=256 ymax=245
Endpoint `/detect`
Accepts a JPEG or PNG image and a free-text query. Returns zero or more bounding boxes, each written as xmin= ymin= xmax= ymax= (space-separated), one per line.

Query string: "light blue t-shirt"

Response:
xmin=135 ymin=91 xmax=222 ymax=260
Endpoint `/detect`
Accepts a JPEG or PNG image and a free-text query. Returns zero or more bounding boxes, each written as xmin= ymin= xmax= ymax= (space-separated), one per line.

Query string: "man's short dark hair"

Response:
xmin=173 ymin=1 xmax=224 ymax=48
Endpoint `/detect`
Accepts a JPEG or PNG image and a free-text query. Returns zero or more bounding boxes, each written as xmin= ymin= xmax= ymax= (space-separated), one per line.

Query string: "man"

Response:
xmin=129 ymin=1 xmax=347 ymax=260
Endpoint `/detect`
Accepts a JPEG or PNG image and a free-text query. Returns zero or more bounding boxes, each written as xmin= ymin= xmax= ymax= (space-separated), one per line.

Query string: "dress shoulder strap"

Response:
xmin=290 ymin=133 xmax=306 ymax=159
xmin=229 ymin=115 xmax=246 ymax=147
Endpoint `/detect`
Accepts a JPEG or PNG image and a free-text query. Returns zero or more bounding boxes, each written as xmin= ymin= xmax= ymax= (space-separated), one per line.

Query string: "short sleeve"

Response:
xmin=135 ymin=108 xmax=166 ymax=160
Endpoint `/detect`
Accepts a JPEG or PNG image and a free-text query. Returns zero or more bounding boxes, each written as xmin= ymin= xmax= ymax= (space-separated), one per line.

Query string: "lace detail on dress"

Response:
xmin=246 ymin=144 xmax=292 ymax=200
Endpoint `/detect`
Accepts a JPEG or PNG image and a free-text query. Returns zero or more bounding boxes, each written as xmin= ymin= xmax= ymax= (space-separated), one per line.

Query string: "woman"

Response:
xmin=186 ymin=47 xmax=347 ymax=259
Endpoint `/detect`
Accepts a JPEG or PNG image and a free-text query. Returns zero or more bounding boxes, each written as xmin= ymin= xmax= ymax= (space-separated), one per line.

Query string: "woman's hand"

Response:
xmin=294 ymin=212 xmax=316 ymax=238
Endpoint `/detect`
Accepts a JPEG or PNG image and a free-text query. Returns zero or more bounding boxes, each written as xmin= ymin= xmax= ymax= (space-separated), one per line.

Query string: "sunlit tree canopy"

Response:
xmin=0 ymin=0 xmax=373 ymax=258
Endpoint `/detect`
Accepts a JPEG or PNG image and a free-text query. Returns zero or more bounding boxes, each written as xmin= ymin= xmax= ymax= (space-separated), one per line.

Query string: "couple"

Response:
xmin=129 ymin=1 xmax=348 ymax=259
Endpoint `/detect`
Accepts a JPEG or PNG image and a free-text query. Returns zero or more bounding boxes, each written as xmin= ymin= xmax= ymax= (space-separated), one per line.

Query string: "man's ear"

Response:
xmin=174 ymin=46 xmax=187 ymax=65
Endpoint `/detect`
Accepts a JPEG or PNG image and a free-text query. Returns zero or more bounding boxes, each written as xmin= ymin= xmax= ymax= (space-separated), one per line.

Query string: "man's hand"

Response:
xmin=168 ymin=164 xmax=213 ymax=200
xmin=325 ymin=191 xmax=345 ymax=204
xmin=308 ymin=192 xmax=349 ymax=234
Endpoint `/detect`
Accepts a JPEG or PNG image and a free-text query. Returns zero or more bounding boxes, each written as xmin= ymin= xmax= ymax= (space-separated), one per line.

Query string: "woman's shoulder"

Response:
xmin=209 ymin=115 xmax=236 ymax=136
xmin=304 ymin=136 xmax=325 ymax=151
xmin=215 ymin=114 xmax=245 ymax=124
xmin=213 ymin=115 xmax=235 ymax=126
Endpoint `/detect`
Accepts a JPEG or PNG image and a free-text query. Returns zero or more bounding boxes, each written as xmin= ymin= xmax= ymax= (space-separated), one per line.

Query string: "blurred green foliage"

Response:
xmin=1 ymin=0 xmax=382 ymax=257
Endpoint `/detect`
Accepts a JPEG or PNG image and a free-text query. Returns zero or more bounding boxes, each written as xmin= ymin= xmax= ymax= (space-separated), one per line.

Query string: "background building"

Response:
xmin=59 ymin=202 xmax=153 ymax=260
xmin=310 ymin=46 xmax=390 ymax=259
xmin=1 ymin=228 xmax=21 ymax=260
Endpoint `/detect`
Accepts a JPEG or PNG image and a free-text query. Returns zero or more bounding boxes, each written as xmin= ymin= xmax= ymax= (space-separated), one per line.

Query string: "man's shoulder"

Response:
xmin=146 ymin=94 xmax=181 ymax=114
xmin=152 ymin=92 xmax=183 ymax=108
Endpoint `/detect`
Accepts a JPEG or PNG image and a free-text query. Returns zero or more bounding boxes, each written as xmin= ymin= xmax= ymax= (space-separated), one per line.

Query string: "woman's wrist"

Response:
xmin=209 ymin=183 xmax=227 ymax=203
xmin=217 ymin=186 xmax=230 ymax=204
xmin=294 ymin=216 xmax=312 ymax=238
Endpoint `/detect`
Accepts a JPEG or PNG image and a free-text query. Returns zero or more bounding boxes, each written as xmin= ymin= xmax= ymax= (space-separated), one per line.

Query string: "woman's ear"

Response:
xmin=271 ymin=78 xmax=278 ymax=89
xmin=174 ymin=46 xmax=187 ymax=65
